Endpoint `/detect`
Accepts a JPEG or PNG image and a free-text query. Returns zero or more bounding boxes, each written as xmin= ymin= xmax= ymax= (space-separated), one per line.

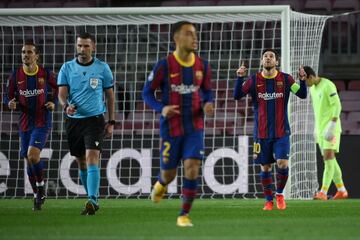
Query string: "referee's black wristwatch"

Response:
xmin=108 ymin=120 xmax=116 ymax=125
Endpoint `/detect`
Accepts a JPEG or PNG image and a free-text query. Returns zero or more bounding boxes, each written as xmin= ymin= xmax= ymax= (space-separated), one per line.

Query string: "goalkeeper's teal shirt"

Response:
xmin=310 ymin=77 xmax=342 ymax=135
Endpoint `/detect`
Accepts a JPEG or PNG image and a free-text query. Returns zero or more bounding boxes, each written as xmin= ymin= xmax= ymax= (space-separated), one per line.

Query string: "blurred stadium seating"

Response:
xmin=332 ymin=0 xmax=360 ymax=12
xmin=348 ymin=80 xmax=360 ymax=90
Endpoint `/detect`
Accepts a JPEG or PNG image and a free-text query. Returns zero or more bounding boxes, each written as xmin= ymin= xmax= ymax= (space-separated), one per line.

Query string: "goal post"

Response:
xmin=0 ymin=6 xmax=329 ymax=199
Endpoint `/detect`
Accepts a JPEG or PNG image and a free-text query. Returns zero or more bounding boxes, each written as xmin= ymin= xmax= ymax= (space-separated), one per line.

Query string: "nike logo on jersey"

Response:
xmin=18 ymin=81 xmax=24 ymax=84
xmin=170 ymin=73 xmax=180 ymax=78
xmin=35 ymin=141 xmax=41 ymax=144
xmin=257 ymin=84 xmax=263 ymax=87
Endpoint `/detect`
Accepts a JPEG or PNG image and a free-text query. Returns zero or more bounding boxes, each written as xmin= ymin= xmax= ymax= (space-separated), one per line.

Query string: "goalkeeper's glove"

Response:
xmin=324 ymin=121 xmax=336 ymax=142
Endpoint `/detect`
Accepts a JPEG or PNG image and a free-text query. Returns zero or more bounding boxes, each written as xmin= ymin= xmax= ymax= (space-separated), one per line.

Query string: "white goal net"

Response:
xmin=0 ymin=6 xmax=329 ymax=199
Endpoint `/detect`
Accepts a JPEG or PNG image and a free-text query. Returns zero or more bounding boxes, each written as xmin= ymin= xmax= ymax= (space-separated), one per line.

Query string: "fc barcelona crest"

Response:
xmin=195 ymin=70 xmax=203 ymax=80
xmin=90 ymin=78 xmax=99 ymax=89
xmin=38 ymin=77 xmax=45 ymax=85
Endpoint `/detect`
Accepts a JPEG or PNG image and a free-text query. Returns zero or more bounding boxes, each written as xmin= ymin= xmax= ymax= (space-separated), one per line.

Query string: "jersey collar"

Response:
xmin=76 ymin=57 xmax=95 ymax=66
xmin=173 ymin=51 xmax=195 ymax=67
xmin=261 ymin=70 xmax=278 ymax=79
xmin=22 ymin=64 xmax=39 ymax=76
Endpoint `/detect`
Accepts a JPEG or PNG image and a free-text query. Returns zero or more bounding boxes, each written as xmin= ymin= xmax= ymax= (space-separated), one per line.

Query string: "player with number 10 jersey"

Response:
xmin=234 ymin=49 xmax=307 ymax=211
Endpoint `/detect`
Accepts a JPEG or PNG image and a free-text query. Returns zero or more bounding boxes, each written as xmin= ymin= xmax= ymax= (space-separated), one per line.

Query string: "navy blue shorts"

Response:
xmin=19 ymin=127 xmax=50 ymax=158
xmin=160 ymin=130 xmax=204 ymax=170
xmin=65 ymin=115 xmax=105 ymax=158
xmin=253 ymin=135 xmax=290 ymax=165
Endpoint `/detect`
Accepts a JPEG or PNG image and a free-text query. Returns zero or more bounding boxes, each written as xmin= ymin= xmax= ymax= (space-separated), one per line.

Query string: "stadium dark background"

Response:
xmin=0 ymin=0 xmax=359 ymax=197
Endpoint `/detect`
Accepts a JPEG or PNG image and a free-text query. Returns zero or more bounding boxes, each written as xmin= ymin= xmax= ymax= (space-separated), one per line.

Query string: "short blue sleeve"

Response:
xmin=57 ymin=64 xmax=69 ymax=86
xmin=103 ymin=63 xmax=114 ymax=89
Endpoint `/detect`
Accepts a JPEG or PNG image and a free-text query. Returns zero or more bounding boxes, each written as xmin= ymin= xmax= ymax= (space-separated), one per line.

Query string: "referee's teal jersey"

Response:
xmin=57 ymin=58 xmax=113 ymax=118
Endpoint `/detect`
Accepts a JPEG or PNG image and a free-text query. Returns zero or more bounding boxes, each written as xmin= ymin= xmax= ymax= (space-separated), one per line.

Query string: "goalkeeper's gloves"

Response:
xmin=324 ymin=121 xmax=336 ymax=142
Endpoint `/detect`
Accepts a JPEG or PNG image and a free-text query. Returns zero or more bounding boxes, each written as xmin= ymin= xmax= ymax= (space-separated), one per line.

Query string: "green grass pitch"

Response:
xmin=1 ymin=199 xmax=359 ymax=240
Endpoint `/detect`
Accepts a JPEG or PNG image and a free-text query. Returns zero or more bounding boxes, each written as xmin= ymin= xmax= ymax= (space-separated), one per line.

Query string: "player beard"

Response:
xmin=77 ymin=53 xmax=91 ymax=63
xmin=264 ymin=66 xmax=274 ymax=71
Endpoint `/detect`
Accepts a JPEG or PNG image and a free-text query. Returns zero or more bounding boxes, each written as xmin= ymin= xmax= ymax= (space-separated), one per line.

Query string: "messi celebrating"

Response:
xmin=234 ymin=49 xmax=307 ymax=210
xmin=142 ymin=21 xmax=214 ymax=227
xmin=5 ymin=42 xmax=58 ymax=211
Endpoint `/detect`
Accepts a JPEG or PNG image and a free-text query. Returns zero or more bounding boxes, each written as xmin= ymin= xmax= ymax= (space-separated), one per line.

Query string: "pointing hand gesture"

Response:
xmin=236 ymin=61 xmax=248 ymax=77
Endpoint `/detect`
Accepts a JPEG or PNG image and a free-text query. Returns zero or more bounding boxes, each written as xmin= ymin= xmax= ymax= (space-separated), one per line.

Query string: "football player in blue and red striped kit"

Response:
xmin=142 ymin=21 xmax=214 ymax=227
xmin=5 ymin=42 xmax=58 ymax=210
xmin=234 ymin=49 xmax=307 ymax=210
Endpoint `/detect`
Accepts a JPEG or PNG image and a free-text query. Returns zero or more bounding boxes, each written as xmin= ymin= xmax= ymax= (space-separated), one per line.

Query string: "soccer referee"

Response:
xmin=58 ymin=32 xmax=115 ymax=215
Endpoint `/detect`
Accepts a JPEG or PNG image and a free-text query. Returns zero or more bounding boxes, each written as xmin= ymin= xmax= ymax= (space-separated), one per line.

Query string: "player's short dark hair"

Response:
xmin=303 ymin=66 xmax=316 ymax=77
xmin=77 ymin=32 xmax=96 ymax=43
xmin=262 ymin=48 xmax=279 ymax=60
xmin=23 ymin=41 xmax=39 ymax=54
xmin=171 ymin=21 xmax=195 ymax=40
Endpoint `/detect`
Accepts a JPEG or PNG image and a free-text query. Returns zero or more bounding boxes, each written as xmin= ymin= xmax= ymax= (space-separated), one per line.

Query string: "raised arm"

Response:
xmin=289 ymin=70 xmax=307 ymax=99
xmin=234 ymin=64 xmax=252 ymax=100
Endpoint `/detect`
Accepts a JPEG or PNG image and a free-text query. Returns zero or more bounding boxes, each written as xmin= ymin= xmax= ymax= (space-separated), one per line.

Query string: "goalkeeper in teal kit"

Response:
xmin=302 ymin=66 xmax=348 ymax=200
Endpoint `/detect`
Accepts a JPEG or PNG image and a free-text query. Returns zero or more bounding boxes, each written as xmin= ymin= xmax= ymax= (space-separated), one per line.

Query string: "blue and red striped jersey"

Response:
xmin=142 ymin=52 xmax=213 ymax=137
xmin=234 ymin=70 xmax=307 ymax=139
xmin=5 ymin=65 xmax=58 ymax=132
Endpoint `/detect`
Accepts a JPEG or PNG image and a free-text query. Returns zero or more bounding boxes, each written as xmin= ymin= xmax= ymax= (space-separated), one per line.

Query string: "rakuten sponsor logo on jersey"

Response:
xmin=258 ymin=92 xmax=284 ymax=100
xmin=19 ymin=89 xmax=44 ymax=97
xmin=171 ymin=84 xmax=199 ymax=94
